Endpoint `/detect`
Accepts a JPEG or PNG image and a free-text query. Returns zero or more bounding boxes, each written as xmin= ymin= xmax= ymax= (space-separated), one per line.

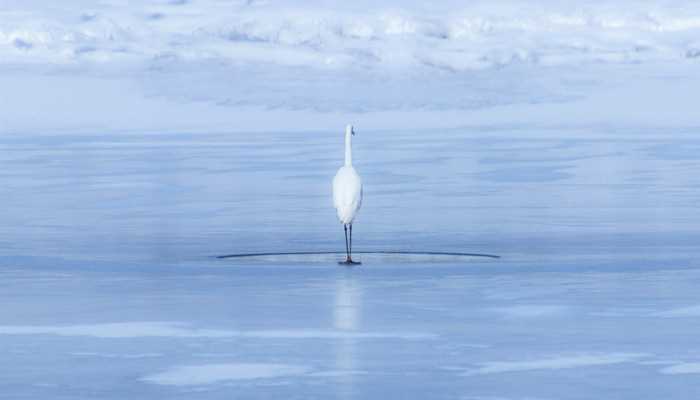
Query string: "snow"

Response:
xmin=660 ymin=363 xmax=700 ymax=375
xmin=2 ymin=1 xmax=700 ymax=134
xmin=141 ymin=363 xmax=312 ymax=386
xmin=490 ymin=305 xmax=568 ymax=318
xmin=0 ymin=322 xmax=435 ymax=339
xmin=3 ymin=0 xmax=700 ymax=69
xmin=463 ymin=353 xmax=649 ymax=376
xmin=655 ymin=305 xmax=700 ymax=317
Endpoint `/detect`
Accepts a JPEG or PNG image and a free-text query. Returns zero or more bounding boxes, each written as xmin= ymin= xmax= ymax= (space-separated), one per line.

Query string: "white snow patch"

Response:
xmin=0 ymin=322 xmax=232 ymax=338
xmin=463 ymin=353 xmax=648 ymax=375
xmin=590 ymin=307 xmax=657 ymax=317
xmin=461 ymin=397 xmax=546 ymax=400
xmin=491 ymin=305 xmax=567 ymax=318
xmin=70 ymin=352 xmax=163 ymax=359
xmin=307 ymin=370 xmax=368 ymax=377
xmin=660 ymin=363 xmax=700 ymax=374
xmin=141 ymin=363 xmax=311 ymax=386
xmin=655 ymin=305 xmax=700 ymax=317
xmin=0 ymin=322 xmax=436 ymax=340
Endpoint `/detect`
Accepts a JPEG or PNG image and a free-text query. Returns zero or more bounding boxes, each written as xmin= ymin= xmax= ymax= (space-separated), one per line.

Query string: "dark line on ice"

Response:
xmin=217 ymin=251 xmax=500 ymax=259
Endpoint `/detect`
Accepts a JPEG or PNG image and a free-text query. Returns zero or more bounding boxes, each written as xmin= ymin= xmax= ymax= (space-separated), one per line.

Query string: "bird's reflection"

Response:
xmin=333 ymin=273 xmax=362 ymax=399
xmin=334 ymin=275 xmax=361 ymax=331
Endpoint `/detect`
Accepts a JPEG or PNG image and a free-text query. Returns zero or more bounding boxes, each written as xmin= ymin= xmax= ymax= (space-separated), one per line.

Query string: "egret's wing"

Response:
xmin=332 ymin=167 xmax=362 ymax=223
xmin=332 ymin=172 xmax=341 ymax=208
xmin=357 ymin=184 xmax=363 ymax=211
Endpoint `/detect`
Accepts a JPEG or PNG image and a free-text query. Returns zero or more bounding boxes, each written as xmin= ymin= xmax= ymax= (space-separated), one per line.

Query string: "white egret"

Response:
xmin=333 ymin=124 xmax=363 ymax=265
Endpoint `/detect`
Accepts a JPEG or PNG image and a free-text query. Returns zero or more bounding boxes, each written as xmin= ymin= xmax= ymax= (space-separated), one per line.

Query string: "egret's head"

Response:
xmin=346 ymin=124 xmax=355 ymax=136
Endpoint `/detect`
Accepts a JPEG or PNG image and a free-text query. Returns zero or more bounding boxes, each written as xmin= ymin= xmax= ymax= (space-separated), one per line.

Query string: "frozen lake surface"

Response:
xmin=2 ymin=128 xmax=700 ymax=399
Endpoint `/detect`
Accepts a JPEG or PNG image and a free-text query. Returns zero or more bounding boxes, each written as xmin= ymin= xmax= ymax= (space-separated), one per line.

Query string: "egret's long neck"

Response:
xmin=344 ymin=130 xmax=352 ymax=166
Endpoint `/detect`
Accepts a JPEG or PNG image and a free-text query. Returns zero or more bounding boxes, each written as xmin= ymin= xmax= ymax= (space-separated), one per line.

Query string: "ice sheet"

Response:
xmin=2 ymin=128 xmax=700 ymax=399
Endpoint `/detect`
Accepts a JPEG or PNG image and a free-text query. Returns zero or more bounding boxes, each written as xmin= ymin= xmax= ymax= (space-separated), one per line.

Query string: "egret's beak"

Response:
xmin=351 ymin=128 xmax=356 ymax=136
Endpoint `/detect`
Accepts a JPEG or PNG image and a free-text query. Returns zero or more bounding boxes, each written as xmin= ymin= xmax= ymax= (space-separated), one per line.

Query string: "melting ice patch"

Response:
xmin=0 ymin=322 xmax=233 ymax=338
xmin=490 ymin=305 xmax=568 ymax=318
xmin=654 ymin=305 xmax=700 ymax=317
xmin=0 ymin=322 xmax=435 ymax=340
xmin=463 ymin=353 xmax=648 ymax=375
xmin=70 ymin=352 xmax=163 ymax=359
xmin=141 ymin=363 xmax=311 ymax=386
xmin=660 ymin=363 xmax=700 ymax=375
xmin=307 ymin=370 xmax=368 ymax=377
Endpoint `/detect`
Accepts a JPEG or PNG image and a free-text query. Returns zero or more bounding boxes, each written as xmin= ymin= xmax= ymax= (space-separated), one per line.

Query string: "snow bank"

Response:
xmin=2 ymin=1 xmax=700 ymax=134
xmin=2 ymin=0 xmax=700 ymax=70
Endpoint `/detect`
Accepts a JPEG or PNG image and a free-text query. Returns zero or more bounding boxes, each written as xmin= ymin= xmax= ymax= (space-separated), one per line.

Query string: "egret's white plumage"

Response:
xmin=333 ymin=125 xmax=363 ymax=263
xmin=333 ymin=125 xmax=363 ymax=225
xmin=333 ymin=166 xmax=363 ymax=224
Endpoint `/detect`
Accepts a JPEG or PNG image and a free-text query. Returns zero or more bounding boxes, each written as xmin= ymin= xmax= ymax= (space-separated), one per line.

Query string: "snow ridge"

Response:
xmin=2 ymin=0 xmax=700 ymax=70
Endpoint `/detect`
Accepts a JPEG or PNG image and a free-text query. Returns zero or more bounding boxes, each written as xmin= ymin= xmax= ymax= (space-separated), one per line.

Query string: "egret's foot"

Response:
xmin=338 ymin=258 xmax=361 ymax=266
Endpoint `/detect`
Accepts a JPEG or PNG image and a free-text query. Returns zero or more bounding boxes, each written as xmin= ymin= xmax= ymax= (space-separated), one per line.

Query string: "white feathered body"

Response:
xmin=333 ymin=166 xmax=363 ymax=225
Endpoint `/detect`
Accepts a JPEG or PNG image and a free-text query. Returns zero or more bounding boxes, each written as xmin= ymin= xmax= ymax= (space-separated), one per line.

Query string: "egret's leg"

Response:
xmin=349 ymin=224 xmax=353 ymax=260
xmin=344 ymin=224 xmax=350 ymax=261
